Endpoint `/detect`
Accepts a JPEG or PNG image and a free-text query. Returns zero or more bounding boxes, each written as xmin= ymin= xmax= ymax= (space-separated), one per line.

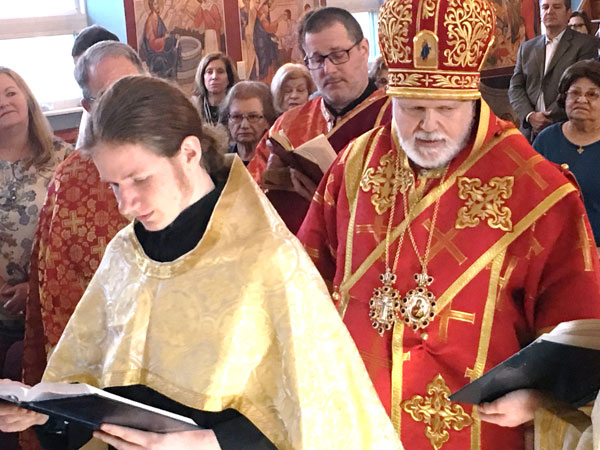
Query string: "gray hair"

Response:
xmin=219 ymin=81 xmax=277 ymax=126
xmin=74 ymin=41 xmax=144 ymax=101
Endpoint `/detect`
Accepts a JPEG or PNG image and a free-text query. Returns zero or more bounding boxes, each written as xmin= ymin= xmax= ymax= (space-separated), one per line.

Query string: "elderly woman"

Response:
xmin=533 ymin=59 xmax=600 ymax=245
xmin=369 ymin=56 xmax=388 ymax=90
xmin=0 ymin=75 xmax=400 ymax=450
xmin=270 ymin=63 xmax=315 ymax=114
xmin=191 ymin=52 xmax=238 ymax=126
xmin=221 ymin=80 xmax=277 ymax=164
xmin=0 ymin=67 xmax=71 ymax=379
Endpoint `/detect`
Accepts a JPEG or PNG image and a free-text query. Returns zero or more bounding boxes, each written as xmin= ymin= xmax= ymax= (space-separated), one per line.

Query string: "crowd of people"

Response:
xmin=1 ymin=0 xmax=600 ymax=449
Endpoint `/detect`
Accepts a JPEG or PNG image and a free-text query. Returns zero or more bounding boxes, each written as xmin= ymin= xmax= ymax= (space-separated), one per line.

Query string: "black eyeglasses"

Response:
xmin=228 ymin=113 xmax=265 ymax=124
xmin=303 ymin=41 xmax=361 ymax=70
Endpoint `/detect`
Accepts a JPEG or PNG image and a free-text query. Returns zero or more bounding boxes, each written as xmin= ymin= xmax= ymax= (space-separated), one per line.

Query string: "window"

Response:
xmin=0 ymin=0 xmax=87 ymax=112
xmin=352 ymin=11 xmax=381 ymax=61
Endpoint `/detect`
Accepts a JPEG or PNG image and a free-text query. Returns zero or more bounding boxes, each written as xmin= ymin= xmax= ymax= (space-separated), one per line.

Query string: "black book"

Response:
xmin=0 ymin=382 xmax=201 ymax=433
xmin=450 ymin=319 xmax=600 ymax=407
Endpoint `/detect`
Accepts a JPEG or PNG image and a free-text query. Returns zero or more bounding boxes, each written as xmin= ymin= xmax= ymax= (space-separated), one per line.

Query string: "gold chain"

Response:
xmin=403 ymin=166 xmax=449 ymax=275
xmin=383 ymin=147 xmax=408 ymax=273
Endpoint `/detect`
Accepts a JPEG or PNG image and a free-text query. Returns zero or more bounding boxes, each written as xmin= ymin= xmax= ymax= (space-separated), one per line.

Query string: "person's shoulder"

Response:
xmin=53 ymin=149 xmax=95 ymax=181
xmin=339 ymin=123 xmax=390 ymax=164
xmin=520 ymin=34 xmax=543 ymax=51
xmin=537 ymin=122 xmax=564 ymax=140
xmin=272 ymin=97 xmax=322 ymax=128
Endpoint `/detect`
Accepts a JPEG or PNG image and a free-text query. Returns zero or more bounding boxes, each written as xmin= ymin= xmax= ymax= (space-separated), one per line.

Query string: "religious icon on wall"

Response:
xmin=239 ymin=0 xmax=320 ymax=83
xmin=483 ymin=0 xmax=540 ymax=73
xmin=130 ymin=0 xmax=227 ymax=89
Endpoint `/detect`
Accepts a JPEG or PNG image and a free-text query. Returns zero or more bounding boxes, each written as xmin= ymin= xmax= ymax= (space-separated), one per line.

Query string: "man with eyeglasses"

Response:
xmin=509 ymin=0 xmax=597 ymax=143
xmin=220 ymin=81 xmax=277 ymax=165
xmin=247 ymin=7 xmax=392 ymax=234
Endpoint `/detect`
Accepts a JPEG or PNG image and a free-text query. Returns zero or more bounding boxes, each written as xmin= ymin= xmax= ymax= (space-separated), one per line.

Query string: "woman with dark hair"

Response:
xmin=534 ymin=59 xmax=600 ymax=245
xmin=0 ymin=67 xmax=71 ymax=380
xmin=568 ymin=11 xmax=594 ymax=35
xmin=191 ymin=52 xmax=238 ymax=126
xmin=0 ymin=75 xmax=400 ymax=450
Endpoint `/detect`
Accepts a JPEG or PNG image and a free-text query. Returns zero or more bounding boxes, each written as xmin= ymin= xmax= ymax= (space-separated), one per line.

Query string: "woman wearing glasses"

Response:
xmin=568 ymin=11 xmax=594 ymax=35
xmin=220 ymin=81 xmax=276 ymax=165
xmin=534 ymin=60 xmax=600 ymax=245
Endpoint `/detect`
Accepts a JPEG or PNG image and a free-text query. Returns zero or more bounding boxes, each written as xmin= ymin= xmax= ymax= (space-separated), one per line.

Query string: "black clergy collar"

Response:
xmin=134 ymin=179 xmax=225 ymax=263
xmin=323 ymin=79 xmax=378 ymax=118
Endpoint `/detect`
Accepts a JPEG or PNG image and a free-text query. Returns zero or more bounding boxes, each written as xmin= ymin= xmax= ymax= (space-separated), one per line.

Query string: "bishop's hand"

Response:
xmin=478 ymin=389 xmax=545 ymax=427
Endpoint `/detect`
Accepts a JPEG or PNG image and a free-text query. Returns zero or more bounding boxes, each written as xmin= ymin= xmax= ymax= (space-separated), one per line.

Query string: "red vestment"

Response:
xmin=298 ymin=102 xmax=600 ymax=450
xmin=248 ymin=90 xmax=392 ymax=233
xmin=23 ymin=151 xmax=127 ymax=385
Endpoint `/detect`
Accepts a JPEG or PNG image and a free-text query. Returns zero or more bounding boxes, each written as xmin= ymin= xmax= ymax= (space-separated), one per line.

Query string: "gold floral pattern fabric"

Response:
xmin=44 ymin=158 xmax=402 ymax=450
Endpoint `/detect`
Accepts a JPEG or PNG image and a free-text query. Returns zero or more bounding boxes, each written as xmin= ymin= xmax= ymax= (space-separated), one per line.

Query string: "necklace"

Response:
xmin=399 ymin=167 xmax=448 ymax=332
xmin=368 ymin=150 xmax=414 ymax=336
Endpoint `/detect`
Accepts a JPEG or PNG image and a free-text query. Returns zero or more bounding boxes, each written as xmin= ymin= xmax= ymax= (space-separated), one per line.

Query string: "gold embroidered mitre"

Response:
xmin=378 ymin=0 xmax=496 ymax=99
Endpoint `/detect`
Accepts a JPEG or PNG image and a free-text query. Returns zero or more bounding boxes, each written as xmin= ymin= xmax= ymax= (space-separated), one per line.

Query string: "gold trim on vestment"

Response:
xmin=434 ymin=184 xmax=575 ymax=315
xmin=339 ymin=117 xmax=515 ymax=299
xmin=44 ymin=157 xmax=403 ymax=450
xmin=375 ymin=97 xmax=392 ymax=126
xmin=386 ymin=86 xmax=482 ymax=100
xmin=467 ymin=250 xmax=506 ymax=449
xmin=326 ymin=90 xmax=388 ymax=139
xmin=340 ymin=127 xmax=387 ymax=317
xmin=391 ymin=321 xmax=406 ymax=434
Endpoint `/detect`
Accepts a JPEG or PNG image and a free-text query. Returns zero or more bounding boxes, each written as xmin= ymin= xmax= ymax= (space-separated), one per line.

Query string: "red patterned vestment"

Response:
xmin=23 ymin=150 xmax=127 ymax=386
xmin=298 ymin=102 xmax=600 ymax=450
xmin=248 ymin=89 xmax=392 ymax=233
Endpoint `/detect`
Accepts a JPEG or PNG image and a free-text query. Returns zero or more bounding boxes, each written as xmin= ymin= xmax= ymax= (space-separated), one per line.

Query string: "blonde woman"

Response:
xmin=270 ymin=63 xmax=316 ymax=114
xmin=0 ymin=67 xmax=71 ymax=379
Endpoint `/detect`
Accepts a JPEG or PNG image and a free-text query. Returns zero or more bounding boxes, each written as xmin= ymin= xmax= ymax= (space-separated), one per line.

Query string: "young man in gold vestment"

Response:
xmin=0 ymin=76 xmax=402 ymax=449
xmin=298 ymin=0 xmax=600 ymax=449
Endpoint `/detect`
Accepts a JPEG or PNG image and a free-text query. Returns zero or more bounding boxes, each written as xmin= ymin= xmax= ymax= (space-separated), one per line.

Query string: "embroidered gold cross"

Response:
xmin=401 ymin=374 xmax=472 ymax=450
xmin=90 ymin=184 xmax=110 ymax=202
xmin=577 ymin=216 xmax=595 ymax=272
xmin=437 ymin=304 xmax=475 ymax=342
xmin=91 ymin=237 xmax=107 ymax=258
xmin=505 ymin=147 xmax=548 ymax=190
xmin=526 ymin=237 xmax=544 ymax=260
xmin=356 ymin=215 xmax=389 ymax=244
xmin=360 ymin=152 xmax=413 ymax=214
xmin=63 ymin=211 xmax=85 ymax=234
xmin=455 ymin=176 xmax=514 ymax=232
xmin=423 ymin=219 xmax=467 ymax=265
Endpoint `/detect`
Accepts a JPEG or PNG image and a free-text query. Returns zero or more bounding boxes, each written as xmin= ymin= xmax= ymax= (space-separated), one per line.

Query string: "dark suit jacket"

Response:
xmin=508 ymin=27 xmax=598 ymax=141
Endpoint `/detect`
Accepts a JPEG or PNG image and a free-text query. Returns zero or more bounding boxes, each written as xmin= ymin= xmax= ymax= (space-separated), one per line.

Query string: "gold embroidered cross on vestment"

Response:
xmin=455 ymin=176 xmax=514 ymax=231
xmin=401 ymin=374 xmax=472 ymax=450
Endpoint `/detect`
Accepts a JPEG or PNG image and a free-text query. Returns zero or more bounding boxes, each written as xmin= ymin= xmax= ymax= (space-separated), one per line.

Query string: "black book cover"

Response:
xmin=450 ymin=340 xmax=600 ymax=407
xmin=4 ymin=393 xmax=201 ymax=433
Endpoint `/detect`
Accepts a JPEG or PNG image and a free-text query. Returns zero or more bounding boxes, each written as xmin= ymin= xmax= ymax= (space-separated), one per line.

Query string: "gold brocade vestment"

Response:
xmin=42 ymin=158 xmax=402 ymax=450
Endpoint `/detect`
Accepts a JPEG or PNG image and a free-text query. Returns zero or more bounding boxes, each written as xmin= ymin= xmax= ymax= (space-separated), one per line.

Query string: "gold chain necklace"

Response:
xmin=399 ymin=166 xmax=448 ymax=332
xmin=368 ymin=149 xmax=447 ymax=336
xmin=368 ymin=149 xmax=413 ymax=336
